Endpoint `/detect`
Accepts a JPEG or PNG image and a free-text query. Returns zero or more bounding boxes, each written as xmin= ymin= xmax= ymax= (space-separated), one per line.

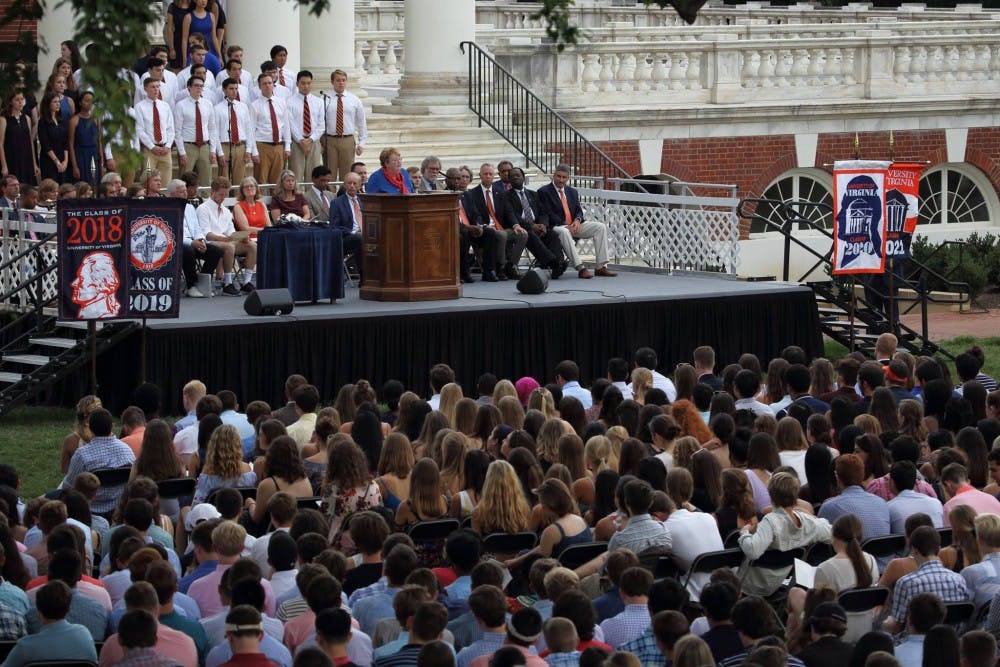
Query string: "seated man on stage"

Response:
xmin=537 ymin=163 xmax=617 ymax=279
xmin=303 ymin=165 xmax=333 ymax=222
xmin=443 ymin=167 xmax=497 ymax=283
xmin=468 ymin=162 xmax=525 ymax=281
xmin=169 ymin=179 xmax=222 ymax=298
xmin=329 ymin=171 xmax=364 ymax=276
xmin=197 ymin=177 xmax=258 ymax=295
xmin=503 ymin=167 xmax=567 ymax=279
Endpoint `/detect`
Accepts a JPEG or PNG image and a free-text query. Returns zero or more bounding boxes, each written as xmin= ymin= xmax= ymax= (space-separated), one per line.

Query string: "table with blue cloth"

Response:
xmin=257 ymin=225 xmax=345 ymax=303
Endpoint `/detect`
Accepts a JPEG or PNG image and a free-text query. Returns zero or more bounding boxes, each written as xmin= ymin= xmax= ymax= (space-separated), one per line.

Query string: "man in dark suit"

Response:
xmin=492 ymin=160 xmax=513 ymax=197
xmin=468 ymin=163 xmax=526 ymax=280
xmin=537 ymin=163 xmax=618 ymax=279
xmin=303 ymin=165 xmax=333 ymax=222
xmin=444 ymin=167 xmax=498 ymax=283
xmin=0 ymin=174 xmax=20 ymax=210
xmin=503 ymin=167 xmax=567 ymax=279
xmin=329 ymin=171 xmax=364 ymax=276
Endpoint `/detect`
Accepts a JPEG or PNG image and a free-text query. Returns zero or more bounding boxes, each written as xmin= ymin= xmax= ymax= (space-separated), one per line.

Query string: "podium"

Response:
xmin=359 ymin=192 xmax=462 ymax=302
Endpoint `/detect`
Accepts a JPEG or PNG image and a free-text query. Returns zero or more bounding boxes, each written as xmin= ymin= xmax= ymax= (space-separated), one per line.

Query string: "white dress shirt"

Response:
xmin=322 ymin=90 xmax=367 ymax=147
xmin=250 ymin=82 xmax=291 ymax=104
xmin=173 ymin=96 xmax=216 ymax=156
xmin=250 ymin=95 xmax=290 ymax=149
xmin=134 ymin=98 xmax=175 ymax=150
xmin=136 ymin=73 xmax=178 ymax=108
xmin=177 ymin=65 xmax=217 ymax=93
xmin=182 ymin=203 xmax=205 ymax=244
xmin=286 ymin=92 xmax=324 ymax=142
xmin=197 ymin=199 xmax=236 ymax=237
xmin=273 ymin=65 xmax=296 ymax=92
xmin=212 ymin=98 xmax=257 ymax=157
xmin=216 ymin=69 xmax=252 ymax=89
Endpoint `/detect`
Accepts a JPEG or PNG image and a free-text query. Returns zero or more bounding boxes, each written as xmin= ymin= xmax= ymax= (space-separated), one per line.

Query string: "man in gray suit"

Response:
xmin=303 ymin=165 xmax=333 ymax=222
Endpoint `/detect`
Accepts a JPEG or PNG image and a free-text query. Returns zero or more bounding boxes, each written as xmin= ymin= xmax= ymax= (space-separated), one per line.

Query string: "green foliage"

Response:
xmin=909 ymin=233 xmax=999 ymax=300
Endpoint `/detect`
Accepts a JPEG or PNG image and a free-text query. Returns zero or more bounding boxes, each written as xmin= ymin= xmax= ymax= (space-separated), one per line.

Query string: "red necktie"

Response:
xmin=194 ymin=101 xmax=203 ymax=144
xmin=152 ymin=102 xmax=162 ymax=144
xmin=268 ymin=98 xmax=278 ymax=143
xmin=352 ymin=196 xmax=362 ymax=227
xmin=458 ymin=202 xmax=470 ymax=226
xmin=485 ymin=189 xmax=501 ymax=229
xmin=230 ymin=104 xmax=240 ymax=143
xmin=303 ymin=96 xmax=311 ymax=136
xmin=559 ymin=188 xmax=572 ymax=224
xmin=336 ymin=94 xmax=344 ymax=135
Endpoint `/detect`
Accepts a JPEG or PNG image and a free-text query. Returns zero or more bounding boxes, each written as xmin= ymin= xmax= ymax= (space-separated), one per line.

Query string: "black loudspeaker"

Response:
xmin=516 ymin=268 xmax=549 ymax=295
xmin=243 ymin=288 xmax=294 ymax=316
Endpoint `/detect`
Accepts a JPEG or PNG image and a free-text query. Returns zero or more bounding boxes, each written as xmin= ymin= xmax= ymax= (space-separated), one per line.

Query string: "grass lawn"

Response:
xmin=6 ymin=334 xmax=1000 ymax=499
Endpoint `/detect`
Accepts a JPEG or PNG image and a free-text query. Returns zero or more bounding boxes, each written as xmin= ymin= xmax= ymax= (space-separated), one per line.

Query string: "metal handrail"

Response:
xmin=460 ymin=40 xmax=630 ymax=181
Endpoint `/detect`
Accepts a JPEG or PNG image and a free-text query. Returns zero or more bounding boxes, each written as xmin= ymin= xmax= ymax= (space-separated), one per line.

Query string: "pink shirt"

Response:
xmin=187 ymin=563 xmax=277 ymax=617
xmin=866 ymin=474 xmax=937 ymax=501
xmin=99 ymin=622 xmax=198 ymax=667
xmin=28 ymin=579 xmax=112 ymax=612
xmin=283 ymin=609 xmax=314 ymax=654
xmin=943 ymin=486 xmax=1000 ymax=526
xmin=469 ymin=645 xmax=549 ymax=667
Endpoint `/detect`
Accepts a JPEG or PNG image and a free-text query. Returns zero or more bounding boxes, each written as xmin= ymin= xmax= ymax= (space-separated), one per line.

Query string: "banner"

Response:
xmin=832 ymin=160 xmax=890 ymax=275
xmin=58 ymin=197 xmax=185 ymax=320
xmin=884 ymin=162 xmax=924 ymax=259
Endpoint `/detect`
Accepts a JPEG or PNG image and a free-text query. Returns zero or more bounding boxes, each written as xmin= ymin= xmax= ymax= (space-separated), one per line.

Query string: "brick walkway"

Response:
xmin=900 ymin=308 xmax=1000 ymax=342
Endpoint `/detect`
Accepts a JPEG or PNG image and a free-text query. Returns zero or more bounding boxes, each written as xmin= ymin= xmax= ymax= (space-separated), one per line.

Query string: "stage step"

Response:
xmin=29 ymin=337 xmax=79 ymax=349
xmin=0 ymin=372 xmax=22 ymax=384
xmin=2 ymin=354 xmax=51 ymax=366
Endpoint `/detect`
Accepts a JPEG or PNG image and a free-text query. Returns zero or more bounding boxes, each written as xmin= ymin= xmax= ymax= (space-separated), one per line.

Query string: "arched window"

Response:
xmin=751 ymin=168 xmax=833 ymax=234
xmin=918 ymin=163 xmax=999 ymax=226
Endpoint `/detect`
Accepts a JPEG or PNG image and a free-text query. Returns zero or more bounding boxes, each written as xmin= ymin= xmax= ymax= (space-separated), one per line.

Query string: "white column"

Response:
xmin=382 ymin=0 xmax=475 ymax=114
xmin=227 ymin=0 xmax=300 ymax=80
xmin=37 ymin=0 xmax=75 ymax=82
xmin=300 ymin=0 xmax=356 ymax=90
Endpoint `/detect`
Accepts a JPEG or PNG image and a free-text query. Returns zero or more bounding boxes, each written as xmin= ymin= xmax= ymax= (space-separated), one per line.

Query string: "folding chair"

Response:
xmin=724 ymin=529 xmax=741 ymax=549
xmin=805 ymin=542 xmax=835 ymax=566
xmin=938 ymin=527 xmax=953 ymax=548
xmin=679 ymin=548 xmax=745 ymax=590
xmin=943 ymin=601 xmax=975 ymax=627
xmin=557 ymin=542 xmax=609 ymax=570
xmin=156 ymin=478 xmax=196 ymax=500
xmin=861 ymin=534 xmax=907 ymax=560
xmin=407 ymin=518 xmax=461 ymax=542
xmin=483 ymin=532 xmax=537 ymax=555
xmin=460 ymin=516 xmax=473 ymax=530
xmin=206 ymin=486 xmax=257 ymax=506
xmin=837 ymin=586 xmax=889 ymax=614
xmin=92 ymin=466 xmax=132 ymax=488
xmin=297 ymin=496 xmax=322 ymax=509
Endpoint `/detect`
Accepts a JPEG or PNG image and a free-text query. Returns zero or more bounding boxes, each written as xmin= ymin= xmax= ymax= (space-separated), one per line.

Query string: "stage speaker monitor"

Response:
xmin=516 ymin=268 xmax=549 ymax=295
xmin=243 ymin=288 xmax=294 ymax=316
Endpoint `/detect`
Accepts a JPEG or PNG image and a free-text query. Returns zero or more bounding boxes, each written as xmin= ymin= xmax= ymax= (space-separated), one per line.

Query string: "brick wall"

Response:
xmin=0 ymin=1 xmax=37 ymax=44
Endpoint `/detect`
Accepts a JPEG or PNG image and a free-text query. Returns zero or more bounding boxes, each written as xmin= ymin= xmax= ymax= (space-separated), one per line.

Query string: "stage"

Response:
xmin=92 ymin=268 xmax=822 ymax=414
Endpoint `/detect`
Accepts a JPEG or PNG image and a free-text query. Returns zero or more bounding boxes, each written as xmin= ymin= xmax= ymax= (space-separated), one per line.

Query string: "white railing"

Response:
xmin=489 ymin=28 xmax=1000 ymax=107
xmin=0 ymin=211 xmax=59 ymax=311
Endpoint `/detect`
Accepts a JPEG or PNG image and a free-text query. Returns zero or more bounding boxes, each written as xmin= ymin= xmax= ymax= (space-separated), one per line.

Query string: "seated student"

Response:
xmin=107 ymin=547 xmax=201 ymax=632
xmin=599 ymin=567 xmax=654 ymax=649
xmin=202 ymin=570 xmax=285 ymax=648
xmin=99 ymin=581 xmax=199 ymax=667
xmin=214 ymin=604 xmax=283 ymax=667
xmin=372 ymin=585 xmax=431 ymax=659
xmin=467 ymin=607 xmax=548 ymax=667
xmin=115 ymin=608 xmax=181 ymax=667
xmin=179 ymin=517 xmax=221 ymax=594
xmin=446 ymin=561 xmax=506 ymax=652
xmin=342 ymin=511 xmax=391 ymax=596
xmin=541 ymin=617 xmax=580 ymax=667
xmin=893 ymin=593 xmax=945 ymax=667
xmin=26 ymin=548 xmax=107 ymax=640
xmin=372 ymin=601 xmax=449 ymax=667
xmin=283 ymin=574 xmax=342 ymax=654
xmin=794 ymin=602 xmax=854 ymax=667
xmin=315 ymin=608 xmax=360 ymax=667
xmin=4 ymin=580 xmax=99 ymax=666
xmin=146 ymin=560 xmax=209 ymax=664
xmin=188 ymin=522 xmax=276 ymax=618
xmin=592 ymin=550 xmax=639 ymax=623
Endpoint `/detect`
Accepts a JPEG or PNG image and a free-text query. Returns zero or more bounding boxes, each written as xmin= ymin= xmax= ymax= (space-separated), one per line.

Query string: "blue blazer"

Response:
xmin=329 ymin=193 xmax=359 ymax=235
xmin=366 ymin=168 xmax=415 ymax=194
xmin=537 ymin=182 xmax=584 ymax=225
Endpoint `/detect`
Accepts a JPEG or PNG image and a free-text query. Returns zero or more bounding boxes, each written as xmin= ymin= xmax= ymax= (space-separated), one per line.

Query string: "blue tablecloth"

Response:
xmin=257 ymin=226 xmax=345 ymax=303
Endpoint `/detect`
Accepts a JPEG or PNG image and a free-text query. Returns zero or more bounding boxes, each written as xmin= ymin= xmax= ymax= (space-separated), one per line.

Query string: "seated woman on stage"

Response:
xmin=233 ymin=176 xmax=268 ymax=238
xmin=268 ymin=169 xmax=312 ymax=222
xmin=366 ymin=147 xmax=414 ymax=194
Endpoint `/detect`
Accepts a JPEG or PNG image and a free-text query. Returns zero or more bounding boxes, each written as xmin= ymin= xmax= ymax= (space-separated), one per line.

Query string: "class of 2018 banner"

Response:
xmin=832 ymin=160 xmax=890 ymax=275
xmin=884 ymin=162 xmax=924 ymax=259
xmin=57 ymin=197 xmax=185 ymax=321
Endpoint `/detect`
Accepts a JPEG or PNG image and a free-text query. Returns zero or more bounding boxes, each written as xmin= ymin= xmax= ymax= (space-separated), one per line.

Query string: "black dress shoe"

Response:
xmin=496 ymin=269 xmax=508 ymax=281
xmin=504 ymin=264 xmax=520 ymax=280
xmin=551 ymin=260 xmax=568 ymax=279
xmin=460 ymin=273 xmax=475 ymax=284
xmin=482 ymin=271 xmax=499 ymax=282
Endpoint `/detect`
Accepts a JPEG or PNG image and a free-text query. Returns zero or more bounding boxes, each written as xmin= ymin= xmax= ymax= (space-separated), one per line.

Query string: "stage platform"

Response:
xmin=95 ymin=268 xmax=822 ymax=414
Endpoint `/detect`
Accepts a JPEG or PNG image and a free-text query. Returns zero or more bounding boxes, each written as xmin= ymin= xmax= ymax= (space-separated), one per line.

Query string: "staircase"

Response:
xmin=0 ymin=216 xmax=138 ymax=418
xmin=737 ymin=197 xmax=967 ymax=360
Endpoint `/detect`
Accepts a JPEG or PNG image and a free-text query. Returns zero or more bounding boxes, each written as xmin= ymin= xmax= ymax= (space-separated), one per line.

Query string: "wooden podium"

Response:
xmin=359 ymin=192 xmax=462 ymax=301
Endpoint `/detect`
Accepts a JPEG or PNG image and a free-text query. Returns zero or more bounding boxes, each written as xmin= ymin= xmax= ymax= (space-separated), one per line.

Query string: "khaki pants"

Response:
xmin=219 ymin=142 xmax=247 ymax=184
xmin=290 ymin=139 xmax=322 ymax=182
xmin=254 ymin=143 xmax=285 ymax=187
xmin=322 ymin=134 xmax=355 ymax=182
xmin=140 ymin=147 xmax=173 ymax=183
xmin=183 ymin=142 xmax=213 ymax=187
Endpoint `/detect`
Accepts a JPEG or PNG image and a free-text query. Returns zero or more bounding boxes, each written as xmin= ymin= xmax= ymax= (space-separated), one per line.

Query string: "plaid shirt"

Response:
xmin=0 ymin=603 xmax=26 ymax=640
xmin=545 ymin=651 xmax=582 ymax=667
xmin=599 ymin=603 xmax=651 ymax=649
xmin=347 ymin=576 xmax=387 ymax=608
xmin=116 ymin=647 xmax=182 ymax=667
xmin=606 ymin=514 xmax=672 ymax=556
xmin=891 ymin=560 xmax=970 ymax=625
xmin=963 ymin=552 xmax=1000 ymax=609
xmin=720 ymin=650 xmax=806 ymax=667
xmin=866 ymin=474 xmax=938 ymax=501
xmin=60 ymin=435 xmax=135 ymax=513
xmin=620 ymin=628 xmax=664 ymax=667
xmin=818 ymin=486 xmax=890 ymax=541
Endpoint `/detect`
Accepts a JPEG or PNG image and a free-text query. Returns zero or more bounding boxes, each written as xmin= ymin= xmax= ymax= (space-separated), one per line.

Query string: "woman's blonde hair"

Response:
xmin=492 ymin=379 xmax=516 ymax=405
xmin=605 ymin=426 xmax=628 ymax=464
xmin=377 ymin=432 xmax=414 ymax=478
xmin=672 ymin=436 xmax=701 ymax=469
xmin=278 ymin=169 xmax=297 ymax=191
xmin=75 ymin=394 xmax=102 ymax=441
xmin=203 ymin=424 xmax=244 ymax=479
xmin=898 ymin=399 xmax=928 ymax=444
xmin=453 ymin=398 xmax=478 ymax=436
xmin=950 ymin=504 xmax=982 ymax=566
xmin=497 ymin=395 xmax=525 ymax=430
xmin=528 ymin=388 xmax=559 ymax=419
xmin=473 ymin=460 xmax=530 ymax=533
xmin=584 ymin=435 xmax=615 ymax=474
xmin=631 ymin=367 xmax=653 ymax=405
xmin=379 ymin=147 xmax=401 ymax=167
xmin=672 ymin=636 xmax=714 ymax=667
xmin=854 ymin=413 xmax=882 ymax=436
xmin=775 ymin=416 xmax=808 ymax=452
xmin=438 ymin=382 xmax=464 ymax=427
xmin=408 ymin=458 xmax=443 ymax=518
xmin=438 ymin=431 xmax=468 ymax=490
xmin=537 ymin=418 xmax=569 ymax=467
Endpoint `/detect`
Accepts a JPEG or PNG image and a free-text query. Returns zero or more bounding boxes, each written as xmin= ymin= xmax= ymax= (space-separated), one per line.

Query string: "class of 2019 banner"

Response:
xmin=832 ymin=160 xmax=890 ymax=275
xmin=57 ymin=197 xmax=186 ymax=321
